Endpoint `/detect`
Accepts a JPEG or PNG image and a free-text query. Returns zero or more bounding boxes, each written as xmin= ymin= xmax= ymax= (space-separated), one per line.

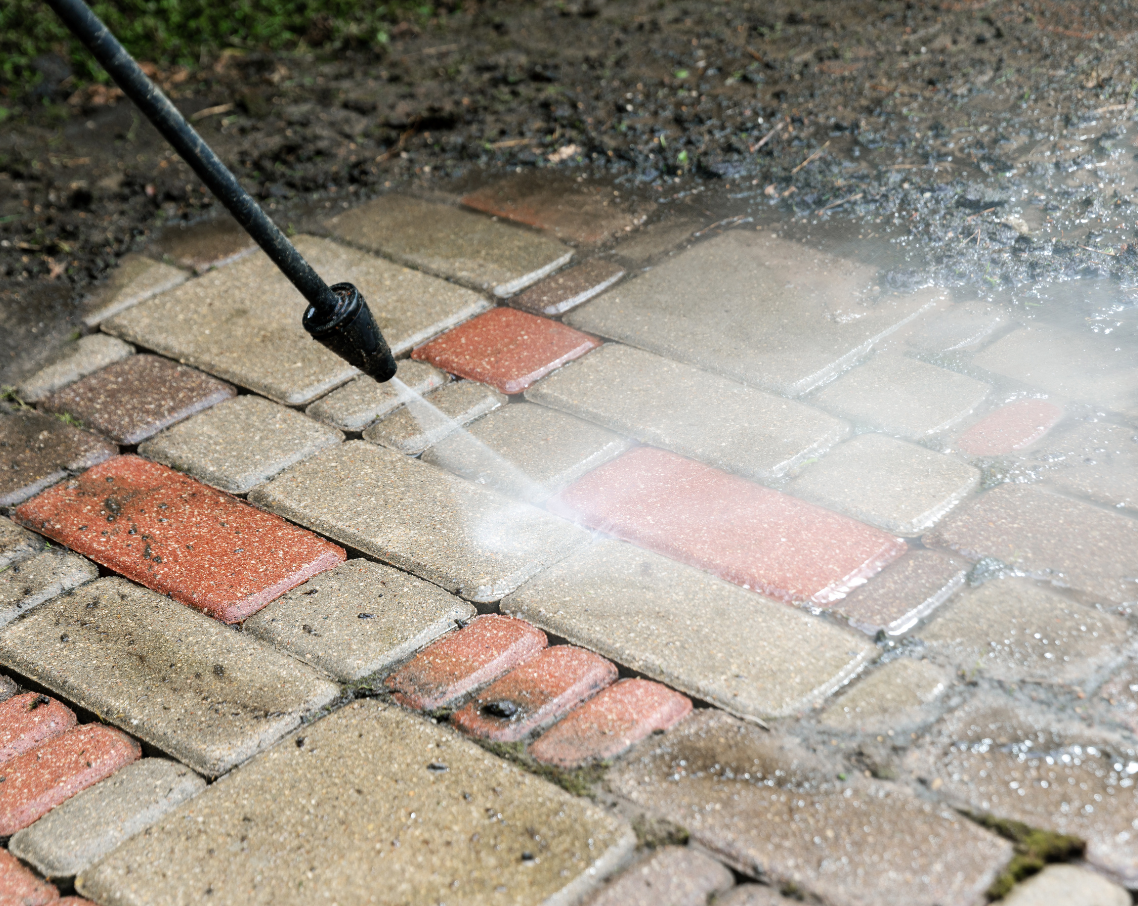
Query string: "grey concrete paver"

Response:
xmin=103 ymin=235 xmax=488 ymax=406
xmin=501 ymin=539 xmax=876 ymax=719
xmin=9 ymin=758 xmax=205 ymax=879
xmin=81 ymin=254 xmax=188 ymax=327
xmin=79 ymin=700 xmax=635 ymax=906
xmin=610 ymin=215 xmax=702 ymax=265
xmin=608 ymin=709 xmax=1012 ymax=906
xmin=138 ymin=394 xmax=343 ymax=494
xmin=834 ymin=549 xmax=968 ymax=636
xmin=0 ymin=516 xmax=43 ymax=570
xmin=511 ymin=259 xmax=625 ymax=317
xmin=0 ymin=550 xmax=98 ymax=629
xmin=423 ymin=401 xmax=632 ymax=503
xmin=717 ymin=886 xmax=803 ymax=906
xmin=0 ymin=577 xmax=340 ymax=777
xmin=527 ymin=343 xmax=849 ymax=481
xmin=1026 ymin=419 xmax=1138 ymax=514
xmin=1000 ymin=865 xmax=1131 ymax=906
xmin=304 ymin=359 xmax=449 ymax=433
xmin=586 ymin=846 xmax=733 ymax=906
xmin=250 ymin=440 xmax=590 ymax=603
xmin=904 ymin=300 xmax=1008 ymax=355
xmin=810 ymin=355 xmax=990 ymax=439
xmin=362 ymin=379 xmax=506 ymax=455
xmin=326 ymin=194 xmax=573 ymax=297
xmin=15 ymin=334 xmax=134 ymax=403
xmin=819 ymin=658 xmax=951 ymax=733
xmin=0 ymin=409 xmax=117 ymax=508
xmin=790 ymin=433 xmax=979 ymax=534
xmin=244 ymin=559 xmax=476 ymax=682
xmin=566 ymin=231 xmax=936 ymax=397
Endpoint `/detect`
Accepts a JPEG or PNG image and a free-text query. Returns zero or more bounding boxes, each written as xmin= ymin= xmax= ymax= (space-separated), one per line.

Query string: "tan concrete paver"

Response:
xmin=79 ymin=701 xmax=635 ymax=906
xmin=153 ymin=215 xmax=256 ymax=273
xmin=304 ymin=358 xmax=449 ymax=433
xmin=362 ymin=379 xmax=506 ymax=455
xmin=0 ymin=550 xmax=98 ymax=628
xmin=819 ymin=657 xmax=951 ymax=733
xmin=904 ymin=299 xmax=1008 ymax=355
xmin=1025 ymin=419 xmax=1138 ymax=514
xmin=585 ymin=846 xmax=733 ymax=906
xmin=1000 ymin=864 xmax=1131 ymax=906
xmin=81 ymin=254 xmax=188 ymax=326
xmin=16 ymin=334 xmax=133 ymax=403
xmin=0 ymin=516 xmax=43 ymax=570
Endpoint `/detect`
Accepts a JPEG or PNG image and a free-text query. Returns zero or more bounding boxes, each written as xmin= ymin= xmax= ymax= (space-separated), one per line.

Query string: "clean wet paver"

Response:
xmin=413 ymin=307 xmax=601 ymax=395
xmin=39 ymin=354 xmax=236 ymax=446
xmin=789 ymin=433 xmax=980 ymax=535
xmin=566 ymin=231 xmax=935 ymax=397
xmin=0 ymin=693 xmax=76 ymax=765
xmin=502 ymin=540 xmax=877 ymax=720
xmin=925 ymin=483 xmax=1138 ymax=605
xmin=608 ymin=709 xmax=1012 ymax=906
xmin=10 ymin=758 xmax=205 ymax=880
xmin=244 ymin=559 xmax=476 ymax=682
xmin=305 ymin=358 xmax=449 ymax=433
xmin=918 ymin=577 xmax=1129 ymax=684
xmin=511 ymin=259 xmax=625 ymax=317
xmin=0 ymin=577 xmax=340 ymax=778
xmin=138 ymin=394 xmax=343 ymax=494
xmin=250 ymin=440 xmax=590 ymax=603
xmin=550 ymin=447 xmax=906 ymax=605
xmin=422 ymin=401 xmax=632 ymax=503
xmin=833 ymin=549 xmax=968 ymax=636
xmin=809 ymin=354 xmax=990 ymax=439
xmin=16 ymin=334 xmax=134 ymax=403
xmin=819 ymin=658 xmax=950 ymax=733
xmin=0 ymin=848 xmax=59 ymax=906
xmin=586 ymin=846 xmax=734 ymax=906
xmin=326 ymin=194 xmax=573 ymax=297
xmin=0 ymin=409 xmax=116 ymax=508
xmin=362 ymin=379 xmax=506 ymax=455
xmin=0 ymin=516 xmax=43 ymax=569
xmin=527 ymin=343 xmax=849 ymax=481
xmin=452 ymin=645 xmax=617 ymax=742
xmin=385 ymin=614 xmax=547 ymax=711
xmin=529 ymin=678 xmax=692 ymax=768
xmin=1000 ymin=864 xmax=1131 ymax=906
xmin=104 ymin=235 xmax=488 ymax=405
xmin=81 ymin=254 xmax=188 ymax=326
xmin=79 ymin=701 xmax=635 ymax=906
xmin=955 ymin=398 xmax=1064 ymax=456
xmin=904 ymin=299 xmax=1008 ymax=355
xmin=16 ymin=455 xmax=345 ymax=624
xmin=0 ymin=550 xmax=98 ymax=628
xmin=0 ymin=723 xmax=140 ymax=835
xmin=1027 ymin=419 xmax=1138 ymax=513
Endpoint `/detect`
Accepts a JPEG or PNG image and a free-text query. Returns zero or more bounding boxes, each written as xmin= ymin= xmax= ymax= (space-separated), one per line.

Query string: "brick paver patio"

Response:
xmin=1 ymin=184 xmax=1136 ymax=905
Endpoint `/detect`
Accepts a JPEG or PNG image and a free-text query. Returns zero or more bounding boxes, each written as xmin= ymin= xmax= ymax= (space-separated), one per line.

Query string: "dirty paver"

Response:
xmin=0 ymin=409 xmax=116 ymax=508
xmin=833 ymin=549 xmax=968 ymax=636
xmin=585 ymin=846 xmax=734 ymax=906
xmin=245 ymin=559 xmax=476 ymax=682
xmin=15 ymin=455 xmax=345 ymax=623
xmin=818 ymin=658 xmax=950 ymax=733
xmin=362 ymin=379 xmax=506 ymax=455
xmin=79 ymin=701 xmax=635 ymax=906
xmin=15 ymin=333 xmax=133 ymax=403
xmin=250 ymin=440 xmax=590 ymax=603
xmin=955 ymin=398 xmax=1064 ymax=456
xmin=0 ymin=549 xmax=98 ymax=628
xmin=0 ymin=515 xmax=43 ymax=569
xmin=304 ymin=358 xmax=449 ymax=433
xmin=551 ymin=446 xmax=906 ymax=604
xmin=153 ymin=215 xmax=256 ymax=273
xmin=527 ymin=342 xmax=849 ymax=481
xmin=39 ymin=354 xmax=236 ymax=446
xmin=0 ymin=577 xmax=340 ymax=778
xmin=510 ymin=259 xmax=625 ymax=317
xmin=0 ymin=692 xmax=76 ymax=765
xmin=138 ymin=394 xmax=343 ymax=494
xmin=81 ymin=254 xmax=188 ymax=327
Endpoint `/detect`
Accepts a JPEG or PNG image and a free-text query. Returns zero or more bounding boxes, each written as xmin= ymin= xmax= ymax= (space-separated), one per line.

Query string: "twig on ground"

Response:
xmin=817 ymin=192 xmax=863 ymax=214
xmin=750 ymin=121 xmax=783 ymax=153
xmin=791 ymin=140 xmax=830 ymax=175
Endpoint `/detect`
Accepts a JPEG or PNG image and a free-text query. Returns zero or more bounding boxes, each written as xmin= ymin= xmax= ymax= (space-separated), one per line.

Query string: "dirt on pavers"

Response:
xmin=5 ymin=0 xmax=1138 ymax=383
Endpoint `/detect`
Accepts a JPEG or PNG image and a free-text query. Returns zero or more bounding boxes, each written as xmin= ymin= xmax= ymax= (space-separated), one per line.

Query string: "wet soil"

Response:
xmin=5 ymin=0 xmax=1138 ymax=383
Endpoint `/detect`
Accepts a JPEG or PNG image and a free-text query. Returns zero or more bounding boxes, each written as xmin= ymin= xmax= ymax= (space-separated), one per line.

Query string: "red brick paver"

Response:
xmin=0 ymin=848 xmax=57 ymax=905
xmin=0 ymin=724 xmax=140 ymax=835
xmin=15 ymin=455 xmax=345 ymax=623
xmin=956 ymin=398 xmax=1064 ymax=455
xmin=39 ymin=354 xmax=235 ymax=446
xmin=550 ymin=447 xmax=906 ymax=604
xmin=452 ymin=645 xmax=617 ymax=742
xmin=530 ymin=678 xmax=692 ymax=768
xmin=385 ymin=614 xmax=547 ymax=711
xmin=412 ymin=307 xmax=601 ymax=395
xmin=0 ymin=694 xmax=76 ymax=766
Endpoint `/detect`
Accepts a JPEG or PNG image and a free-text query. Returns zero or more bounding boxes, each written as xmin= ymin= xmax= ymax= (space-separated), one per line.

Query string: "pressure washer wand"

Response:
xmin=46 ymin=0 xmax=398 ymax=383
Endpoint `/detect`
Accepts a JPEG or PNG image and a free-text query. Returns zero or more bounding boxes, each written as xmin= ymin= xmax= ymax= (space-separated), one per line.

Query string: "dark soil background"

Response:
xmin=5 ymin=0 xmax=1138 ymax=384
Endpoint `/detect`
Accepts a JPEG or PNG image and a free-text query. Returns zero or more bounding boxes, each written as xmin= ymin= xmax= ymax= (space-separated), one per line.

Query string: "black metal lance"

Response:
xmin=45 ymin=0 xmax=398 ymax=382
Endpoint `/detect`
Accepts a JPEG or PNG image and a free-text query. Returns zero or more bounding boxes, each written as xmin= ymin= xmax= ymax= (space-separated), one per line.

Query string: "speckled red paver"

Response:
xmin=385 ymin=614 xmax=547 ymax=711
xmin=412 ymin=307 xmax=601 ymax=395
xmin=0 ymin=848 xmax=58 ymax=905
xmin=452 ymin=645 xmax=617 ymax=742
xmin=0 ymin=693 xmax=76 ymax=766
xmin=550 ymin=447 xmax=907 ymax=604
xmin=956 ymin=399 xmax=1064 ymax=456
xmin=0 ymin=724 xmax=141 ymax=835
xmin=529 ymin=678 xmax=692 ymax=768
xmin=15 ymin=455 xmax=345 ymax=623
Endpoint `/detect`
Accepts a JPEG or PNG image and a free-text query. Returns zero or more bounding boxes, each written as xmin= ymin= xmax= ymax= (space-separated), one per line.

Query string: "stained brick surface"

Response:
xmin=0 ymin=410 xmax=116 ymax=508
xmin=0 ymin=550 xmax=98 ymax=629
xmin=413 ymin=307 xmax=601 ymax=395
xmin=385 ymin=614 xmax=547 ymax=711
xmin=0 ymin=693 xmax=76 ymax=765
xmin=0 ymin=516 xmax=43 ymax=570
xmin=0 ymin=724 xmax=140 ymax=835
xmin=452 ymin=645 xmax=617 ymax=742
xmin=153 ymin=215 xmax=255 ymax=273
xmin=551 ymin=447 xmax=906 ymax=604
xmin=511 ymin=259 xmax=625 ymax=317
xmin=530 ymin=678 xmax=692 ymax=768
xmin=15 ymin=455 xmax=345 ymax=623
xmin=956 ymin=398 xmax=1064 ymax=455
xmin=0 ymin=848 xmax=58 ymax=906
xmin=39 ymin=354 xmax=235 ymax=446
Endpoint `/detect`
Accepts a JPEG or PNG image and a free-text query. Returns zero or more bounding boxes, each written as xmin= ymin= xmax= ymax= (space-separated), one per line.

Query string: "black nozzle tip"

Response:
xmin=303 ymin=282 xmax=397 ymax=383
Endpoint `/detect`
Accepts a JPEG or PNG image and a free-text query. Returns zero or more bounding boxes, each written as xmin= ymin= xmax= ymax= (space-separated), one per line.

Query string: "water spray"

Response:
xmin=46 ymin=0 xmax=398 ymax=383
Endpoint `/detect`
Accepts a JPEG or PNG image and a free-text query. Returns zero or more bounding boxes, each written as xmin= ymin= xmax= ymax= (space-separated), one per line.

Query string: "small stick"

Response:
xmin=1079 ymin=245 xmax=1117 ymax=256
xmin=751 ymin=121 xmax=783 ymax=152
xmin=817 ymin=192 xmax=863 ymax=214
xmin=791 ymin=140 xmax=830 ymax=174
xmin=966 ymin=207 xmax=997 ymax=221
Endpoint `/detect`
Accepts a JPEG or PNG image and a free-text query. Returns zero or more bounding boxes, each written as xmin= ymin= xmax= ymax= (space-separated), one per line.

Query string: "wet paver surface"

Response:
xmin=3 ymin=160 xmax=1138 ymax=905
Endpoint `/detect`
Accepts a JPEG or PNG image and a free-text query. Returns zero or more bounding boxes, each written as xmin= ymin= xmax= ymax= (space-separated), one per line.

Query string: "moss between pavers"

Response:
xmin=967 ymin=813 xmax=1085 ymax=900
